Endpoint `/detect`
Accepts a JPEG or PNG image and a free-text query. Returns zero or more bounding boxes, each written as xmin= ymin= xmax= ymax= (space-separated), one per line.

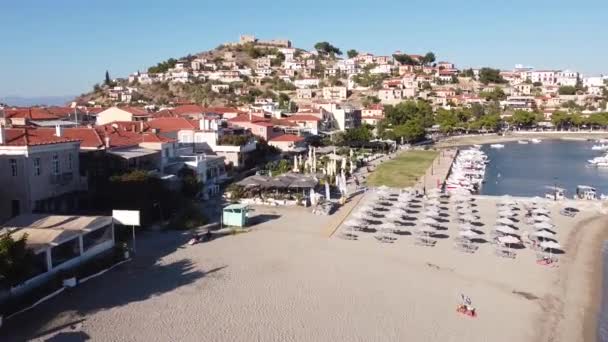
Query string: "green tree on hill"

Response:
xmin=314 ymin=42 xmax=342 ymax=56
xmin=422 ymin=52 xmax=436 ymax=65
xmin=105 ymin=70 xmax=111 ymax=86
xmin=558 ymin=85 xmax=577 ymax=95
xmin=393 ymin=54 xmax=417 ymax=66
xmin=347 ymin=49 xmax=359 ymax=58
xmin=479 ymin=68 xmax=506 ymax=85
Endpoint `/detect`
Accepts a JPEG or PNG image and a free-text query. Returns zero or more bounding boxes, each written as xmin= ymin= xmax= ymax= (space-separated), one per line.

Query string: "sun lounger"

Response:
xmin=455 ymin=243 xmax=479 ymax=253
xmin=494 ymin=249 xmax=516 ymax=259
xmin=415 ymin=237 xmax=437 ymax=247
xmin=374 ymin=235 xmax=395 ymax=243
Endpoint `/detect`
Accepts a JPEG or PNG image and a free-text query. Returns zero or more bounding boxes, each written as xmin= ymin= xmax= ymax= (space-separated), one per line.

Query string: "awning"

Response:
xmin=108 ymin=147 xmax=159 ymax=160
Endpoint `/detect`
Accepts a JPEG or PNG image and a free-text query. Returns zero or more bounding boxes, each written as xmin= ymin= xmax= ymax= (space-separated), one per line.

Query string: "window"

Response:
xmin=52 ymin=154 xmax=60 ymax=175
xmin=9 ymin=159 xmax=17 ymax=176
xmin=34 ymin=158 xmax=41 ymax=176
xmin=68 ymin=153 xmax=73 ymax=170
xmin=83 ymin=224 xmax=113 ymax=251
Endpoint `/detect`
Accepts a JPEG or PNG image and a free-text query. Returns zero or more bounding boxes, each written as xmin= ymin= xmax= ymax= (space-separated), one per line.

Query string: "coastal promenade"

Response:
xmin=414 ymin=148 xmax=457 ymax=192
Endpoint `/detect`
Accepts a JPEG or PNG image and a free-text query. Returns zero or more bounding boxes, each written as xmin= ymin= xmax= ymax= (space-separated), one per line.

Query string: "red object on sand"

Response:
xmin=456 ymin=305 xmax=477 ymax=318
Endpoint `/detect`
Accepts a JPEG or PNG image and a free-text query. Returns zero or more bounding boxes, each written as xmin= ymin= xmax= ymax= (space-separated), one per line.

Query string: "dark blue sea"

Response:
xmin=479 ymin=140 xmax=608 ymax=198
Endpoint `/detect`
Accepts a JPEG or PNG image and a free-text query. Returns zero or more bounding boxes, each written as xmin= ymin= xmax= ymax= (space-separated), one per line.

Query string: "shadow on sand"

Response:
xmin=248 ymin=214 xmax=281 ymax=226
xmin=0 ymin=230 xmax=228 ymax=341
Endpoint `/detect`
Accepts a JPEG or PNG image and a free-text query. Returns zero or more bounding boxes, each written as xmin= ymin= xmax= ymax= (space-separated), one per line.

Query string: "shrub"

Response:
xmin=168 ymin=204 xmax=207 ymax=230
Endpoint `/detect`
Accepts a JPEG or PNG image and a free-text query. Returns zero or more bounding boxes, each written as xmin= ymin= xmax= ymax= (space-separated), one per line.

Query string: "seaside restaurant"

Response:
xmin=0 ymin=214 xmax=115 ymax=294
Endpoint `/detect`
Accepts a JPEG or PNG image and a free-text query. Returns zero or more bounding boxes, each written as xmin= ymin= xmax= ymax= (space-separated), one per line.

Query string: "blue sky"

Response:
xmin=1 ymin=0 xmax=607 ymax=97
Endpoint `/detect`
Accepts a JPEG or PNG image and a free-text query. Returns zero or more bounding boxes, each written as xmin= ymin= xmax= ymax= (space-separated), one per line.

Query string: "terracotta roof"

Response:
xmin=3 ymin=108 xmax=61 ymax=120
xmin=202 ymin=107 xmax=245 ymax=115
xmin=269 ymin=134 xmax=305 ymax=142
xmin=1 ymin=128 xmax=81 ymax=146
xmin=94 ymin=126 xmax=173 ymax=148
xmin=228 ymin=114 xmax=271 ymax=126
xmin=364 ymin=104 xmax=384 ymax=111
xmin=101 ymin=121 xmax=150 ymax=133
xmin=115 ymin=106 xmax=149 ymax=116
xmin=287 ymin=114 xmax=321 ymax=122
xmin=62 ymin=128 xmax=104 ymax=149
xmin=170 ymin=104 xmax=205 ymax=115
xmin=148 ymin=117 xmax=198 ymax=132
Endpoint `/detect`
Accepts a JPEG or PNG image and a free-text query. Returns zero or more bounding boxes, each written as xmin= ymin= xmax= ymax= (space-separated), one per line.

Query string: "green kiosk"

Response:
xmin=222 ymin=204 xmax=250 ymax=227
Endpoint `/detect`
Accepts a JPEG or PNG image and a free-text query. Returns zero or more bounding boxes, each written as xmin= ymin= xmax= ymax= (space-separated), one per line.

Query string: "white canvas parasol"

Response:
xmin=460 ymin=214 xmax=479 ymax=222
xmin=533 ymin=230 xmax=555 ymax=238
xmin=498 ymin=235 xmax=520 ymax=244
xmin=534 ymin=215 xmax=551 ymax=222
xmin=422 ymin=217 xmax=438 ymax=225
xmin=534 ymin=221 xmax=554 ymax=229
xmin=344 ymin=219 xmax=363 ymax=227
xmin=497 ymin=217 xmax=514 ymax=225
xmin=540 ymin=241 xmax=562 ymax=250
xmin=495 ymin=226 xmax=517 ymax=234
xmin=459 ymin=230 xmax=479 ymax=238
xmin=458 ymin=223 xmax=474 ymax=231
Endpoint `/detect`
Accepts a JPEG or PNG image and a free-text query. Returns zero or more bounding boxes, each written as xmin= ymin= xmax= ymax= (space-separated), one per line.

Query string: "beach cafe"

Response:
xmin=0 ymin=214 xmax=115 ymax=296
xmin=234 ymin=172 xmax=319 ymax=205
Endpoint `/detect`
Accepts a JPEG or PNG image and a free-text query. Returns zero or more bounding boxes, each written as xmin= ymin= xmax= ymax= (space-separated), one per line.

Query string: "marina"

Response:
xmin=480 ymin=140 xmax=608 ymax=198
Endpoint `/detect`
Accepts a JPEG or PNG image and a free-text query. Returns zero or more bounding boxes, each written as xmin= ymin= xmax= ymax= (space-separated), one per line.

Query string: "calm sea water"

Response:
xmin=479 ymin=140 xmax=608 ymax=198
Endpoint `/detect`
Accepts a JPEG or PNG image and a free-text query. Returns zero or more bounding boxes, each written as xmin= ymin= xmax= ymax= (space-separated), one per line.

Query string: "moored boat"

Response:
xmin=490 ymin=144 xmax=504 ymax=149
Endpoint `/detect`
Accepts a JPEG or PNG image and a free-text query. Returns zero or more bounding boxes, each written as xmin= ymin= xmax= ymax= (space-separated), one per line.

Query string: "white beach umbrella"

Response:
xmin=532 ymin=207 xmax=550 ymax=214
xmin=377 ymin=222 xmax=394 ymax=232
xmin=344 ymin=219 xmax=363 ymax=227
xmin=417 ymin=226 xmax=435 ymax=235
xmin=497 ymin=217 xmax=514 ymax=226
xmin=386 ymin=211 xmax=403 ymax=220
xmin=533 ymin=230 xmax=555 ymax=238
xmin=534 ymin=215 xmax=551 ymax=222
xmin=460 ymin=214 xmax=479 ymax=222
xmin=498 ymin=235 xmax=520 ymax=245
xmin=457 ymin=207 xmax=473 ymax=214
xmin=534 ymin=221 xmax=554 ymax=230
xmin=422 ymin=217 xmax=439 ymax=225
xmin=352 ymin=211 xmax=370 ymax=220
xmin=458 ymin=223 xmax=474 ymax=231
xmin=426 ymin=198 xmax=441 ymax=206
xmin=425 ymin=210 xmax=441 ymax=218
xmin=459 ymin=230 xmax=479 ymax=238
xmin=495 ymin=226 xmax=517 ymax=235
xmin=540 ymin=241 xmax=562 ymax=250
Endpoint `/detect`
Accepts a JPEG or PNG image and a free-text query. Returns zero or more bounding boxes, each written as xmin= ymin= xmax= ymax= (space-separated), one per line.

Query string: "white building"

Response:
xmin=294 ymin=78 xmax=320 ymax=89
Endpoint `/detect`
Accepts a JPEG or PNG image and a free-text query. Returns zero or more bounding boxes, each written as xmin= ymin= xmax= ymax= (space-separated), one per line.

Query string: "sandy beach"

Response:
xmin=1 ymin=193 xmax=606 ymax=341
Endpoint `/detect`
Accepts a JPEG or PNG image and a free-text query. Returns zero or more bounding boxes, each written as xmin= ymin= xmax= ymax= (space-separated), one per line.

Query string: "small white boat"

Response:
xmin=591 ymin=144 xmax=608 ymax=151
xmin=517 ymin=140 xmax=529 ymax=144
xmin=531 ymin=138 xmax=542 ymax=144
xmin=596 ymin=139 xmax=608 ymax=144
xmin=490 ymin=144 xmax=505 ymax=149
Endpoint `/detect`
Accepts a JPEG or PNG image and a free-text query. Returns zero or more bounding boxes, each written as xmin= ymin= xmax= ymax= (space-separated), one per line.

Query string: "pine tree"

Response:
xmin=105 ymin=70 xmax=111 ymax=86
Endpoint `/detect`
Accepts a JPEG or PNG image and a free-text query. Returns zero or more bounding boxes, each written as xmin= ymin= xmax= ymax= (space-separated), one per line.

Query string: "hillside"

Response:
xmin=74 ymin=42 xmax=335 ymax=108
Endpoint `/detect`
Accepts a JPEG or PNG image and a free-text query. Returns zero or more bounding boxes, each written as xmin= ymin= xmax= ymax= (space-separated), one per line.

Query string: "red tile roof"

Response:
xmin=170 ymin=104 xmax=205 ymax=115
xmin=1 ymin=128 xmax=81 ymax=146
xmin=3 ymin=108 xmax=61 ymax=120
xmin=94 ymin=126 xmax=174 ymax=148
xmin=202 ymin=107 xmax=246 ymax=115
xmin=116 ymin=106 xmax=149 ymax=116
xmin=62 ymin=127 xmax=104 ymax=149
xmin=287 ymin=114 xmax=321 ymax=122
xmin=148 ymin=117 xmax=198 ymax=132
xmin=101 ymin=121 xmax=150 ymax=133
xmin=269 ymin=134 xmax=305 ymax=142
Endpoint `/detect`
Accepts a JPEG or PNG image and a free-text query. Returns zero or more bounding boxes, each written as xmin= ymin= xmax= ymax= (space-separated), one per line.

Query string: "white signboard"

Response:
xmin=112 ymin=210 xmax=141 ymax=226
